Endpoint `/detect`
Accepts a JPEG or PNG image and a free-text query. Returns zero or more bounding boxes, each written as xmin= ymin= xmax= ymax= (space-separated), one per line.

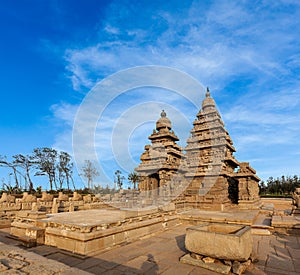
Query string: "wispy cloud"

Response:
xmin=64 ymin=0 xmax=300 ymax=91
xmin=51 ymin=0 xmax=300 ymax=181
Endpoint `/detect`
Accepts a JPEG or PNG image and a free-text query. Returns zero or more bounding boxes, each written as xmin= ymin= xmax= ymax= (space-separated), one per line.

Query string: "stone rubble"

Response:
xmin=180 ymin=253 xmax=253 ymax=275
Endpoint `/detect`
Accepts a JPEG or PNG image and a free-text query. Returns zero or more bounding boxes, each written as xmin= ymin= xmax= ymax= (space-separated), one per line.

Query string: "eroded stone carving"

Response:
xmin=0 ymin=193 xmax=15 ymax=203
xmin=39 ymin=192 xmax=53 ymax=202
xmin=71 ymin=191 xmax=82 ymax=201
xmin=21 ymin=192 xmax=37 ymax=203
xmin=57 ymin=192 xmax=68 ymax=201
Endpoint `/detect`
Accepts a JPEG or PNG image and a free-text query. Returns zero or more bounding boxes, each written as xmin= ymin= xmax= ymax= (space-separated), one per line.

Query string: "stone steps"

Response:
xmin=251 ymin=213 xmax=273 ymax=235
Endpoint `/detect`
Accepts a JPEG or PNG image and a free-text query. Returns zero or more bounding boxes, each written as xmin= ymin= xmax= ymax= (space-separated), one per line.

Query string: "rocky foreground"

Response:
xmin=0 ymin=240 xmax=89 ymax=275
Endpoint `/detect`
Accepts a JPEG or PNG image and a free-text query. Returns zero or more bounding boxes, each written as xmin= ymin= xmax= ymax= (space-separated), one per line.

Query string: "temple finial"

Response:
xmin=206 ymin=87 xmax=210 ymax=97
xmin=161 ymin=110 xmax=166 ymax=117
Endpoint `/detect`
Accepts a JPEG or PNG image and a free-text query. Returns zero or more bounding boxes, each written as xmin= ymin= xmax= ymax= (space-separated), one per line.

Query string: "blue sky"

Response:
xmin=0 ymin=0 xmax=300 ymax=190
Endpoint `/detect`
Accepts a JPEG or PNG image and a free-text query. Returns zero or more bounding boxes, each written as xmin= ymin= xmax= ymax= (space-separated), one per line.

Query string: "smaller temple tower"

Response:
xmin=135 ymin=110 xmax=184 ymax=197
xmin=234 ymin=162 xmax=261 ymax=209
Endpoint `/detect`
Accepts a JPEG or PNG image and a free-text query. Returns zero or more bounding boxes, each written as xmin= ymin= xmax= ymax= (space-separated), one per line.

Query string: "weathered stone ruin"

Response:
xmin=234 ymin=162 xmax=261 ymax=209
xmin=0 ymin=192 xmax=15 ymax=203
xmin=137 ymin=88 xmax=261 ymax=210
xmin=0 ymin=191 xmax=109 ymax=224
xmin=135 ymin=110 xmax=185 ymax=203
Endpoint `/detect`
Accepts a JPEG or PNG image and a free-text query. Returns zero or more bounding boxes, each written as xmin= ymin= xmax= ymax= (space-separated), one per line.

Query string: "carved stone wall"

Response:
xmin=0 ymin=191 xmax=110 ymax=221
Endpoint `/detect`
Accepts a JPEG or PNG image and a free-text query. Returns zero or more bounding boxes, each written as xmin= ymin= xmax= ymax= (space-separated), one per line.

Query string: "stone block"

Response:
xmin=10 ymin=221 xmax=32 ymax=238
xmin=185 ymin=223 xmax=252 ymax=261
xmin=27 ymin=211 xmax=47 ymax=219
xmin=180 ymin=254 xmax=231 ymax=274
xmin=159 ymin=203 xmax=176 ymax=212
xmin=232 ymin=260 xmax=251 ymax=275
xmin=19 ymin=236 xmax=37 ymax=248
xmin=45 ymin=232 xmax=76 ymax=253
xmin=25 ymin=227 xmax=45 ymax=244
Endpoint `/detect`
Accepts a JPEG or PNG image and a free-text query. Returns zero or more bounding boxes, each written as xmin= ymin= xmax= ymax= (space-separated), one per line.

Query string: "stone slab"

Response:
xmin=43 ymin=208 xmax=161 ymax=226
xmin=178 ymin=209 xmax=259 ymax=226
xmin=180 ymin=254 xmax=231 ymax=274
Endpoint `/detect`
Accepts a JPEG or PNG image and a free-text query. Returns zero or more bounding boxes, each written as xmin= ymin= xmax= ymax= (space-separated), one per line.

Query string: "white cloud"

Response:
xmin=50 ymin=103 xmax=78 ymax=153
xmin=51 ymin=102 xmax=78 ymax=127
xmin=63 ymin=1 xmax=300 ymax=96
xmin=51 ymin=0 xmax=300 ymax=182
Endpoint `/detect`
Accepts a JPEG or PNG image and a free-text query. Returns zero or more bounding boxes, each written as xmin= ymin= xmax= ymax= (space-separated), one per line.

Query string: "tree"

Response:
xmin=262 ymin=175 xmax=300 ymax=195
xmin=128 ymin=171 xmax=140 ymax=190
xmin=57 ymin=162 xmax=65 ymax=190
xmin=81 ymin=160 xmax=99 ymax=189
xmin=114 ymin=170 xmax=125 ymax=190
xmin=13 ymin=154 xmax=35 ymax=193
xmin=33 ymin=147 xmax=58 ymax=191
xmin=57 ymin=151 xmax=74 ymax=191
xmin=259 ymin=181 xmax=266 ymax=194
xmin=0 ymin=155 xmax=21 ymax=190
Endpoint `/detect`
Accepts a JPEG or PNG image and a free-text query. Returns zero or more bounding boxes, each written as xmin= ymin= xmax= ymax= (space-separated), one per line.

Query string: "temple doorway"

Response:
xmin=228 ymin=177 xmax=239 ymax=204
xmin=150 ymin=173 xmax=160 ymax=196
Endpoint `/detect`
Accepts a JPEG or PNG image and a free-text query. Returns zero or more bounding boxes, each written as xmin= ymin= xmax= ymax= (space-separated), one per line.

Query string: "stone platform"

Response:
xmin=11 ymin=207 xmax=178 ymax=256
xmin=11 ymin=205 xmax=297 ymax=258
xmin=1 ymin=224 xmax=300 ymax=274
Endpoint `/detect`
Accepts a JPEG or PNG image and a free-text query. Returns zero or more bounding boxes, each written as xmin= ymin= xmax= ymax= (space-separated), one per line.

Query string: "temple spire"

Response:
xmin=206 ymin=87 xmax=210 ymax=97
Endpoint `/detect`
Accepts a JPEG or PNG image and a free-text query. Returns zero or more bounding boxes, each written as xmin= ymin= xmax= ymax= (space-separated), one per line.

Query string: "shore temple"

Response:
xmin=136 ymin=88 xmax=261 ymax=211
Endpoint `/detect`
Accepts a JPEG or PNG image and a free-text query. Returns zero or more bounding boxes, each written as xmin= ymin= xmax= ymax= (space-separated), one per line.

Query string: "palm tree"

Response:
xmin=114 ymin=170 xmax=125 ymax=190
xmin=128 ymin=171 xmax=140 ymax=190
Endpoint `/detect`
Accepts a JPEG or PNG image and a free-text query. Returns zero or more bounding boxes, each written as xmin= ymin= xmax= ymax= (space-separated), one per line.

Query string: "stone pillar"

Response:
xmin=69 ymin=202 xmax=74 ymax=212
xmin=52 ymin=198 xmax=58 ymax=214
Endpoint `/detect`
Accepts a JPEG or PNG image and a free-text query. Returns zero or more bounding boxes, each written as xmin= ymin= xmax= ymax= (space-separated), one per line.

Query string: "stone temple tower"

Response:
xmin=136 ymin=110 xmax=184 ymax=197
xmin=183 ymin=88 xmax=242 ymax=210
xmin=135 ymin=89 xmax=261 ymax=210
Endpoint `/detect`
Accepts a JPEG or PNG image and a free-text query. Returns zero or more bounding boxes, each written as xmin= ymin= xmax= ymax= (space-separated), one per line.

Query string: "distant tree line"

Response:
xmin=0 ymin=148 xmax=140 ymax=194
xmin=0 ymin=147 xmax=75 ymax=193
xmin=259 ymin=175 xmax=300 ymax=196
